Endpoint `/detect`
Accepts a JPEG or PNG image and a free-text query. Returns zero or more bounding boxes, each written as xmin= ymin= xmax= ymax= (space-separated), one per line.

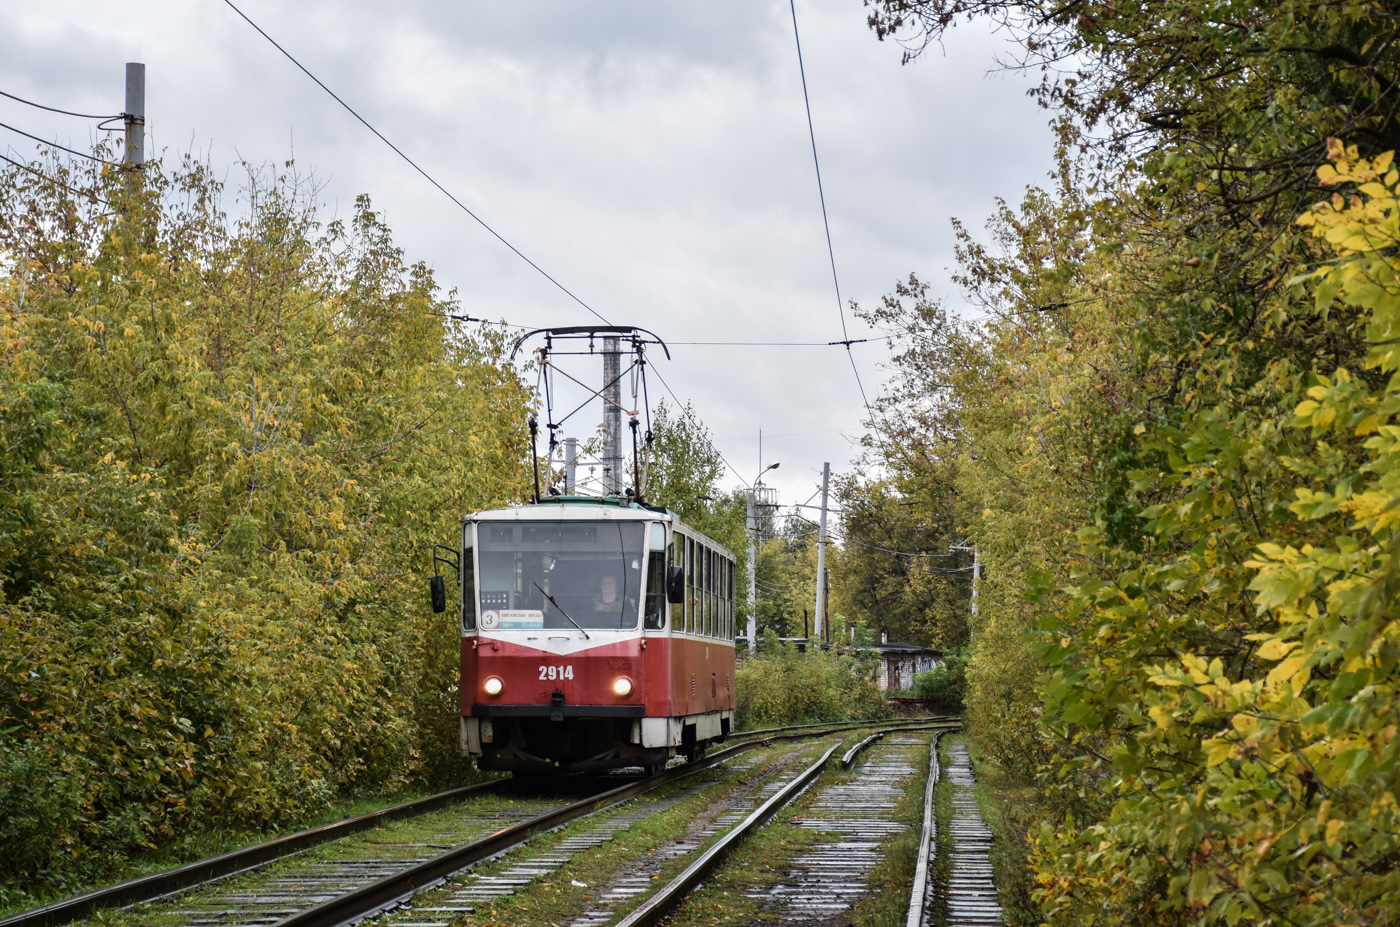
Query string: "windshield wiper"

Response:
xmin=533 ymin=582 xmax=590 ymax=639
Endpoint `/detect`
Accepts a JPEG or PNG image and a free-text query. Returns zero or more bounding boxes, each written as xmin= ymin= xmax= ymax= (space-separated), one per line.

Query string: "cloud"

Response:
xmin=0 ymin=0 xmax=1053 ymax=502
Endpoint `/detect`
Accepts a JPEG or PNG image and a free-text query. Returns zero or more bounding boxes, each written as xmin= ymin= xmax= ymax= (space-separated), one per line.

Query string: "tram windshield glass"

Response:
xmin=477 ymin=521 xmax=648 ymax=630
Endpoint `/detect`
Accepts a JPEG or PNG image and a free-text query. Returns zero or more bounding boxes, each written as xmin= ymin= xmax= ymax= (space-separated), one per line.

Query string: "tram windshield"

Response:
xmin=477 ymin=521 xmax=648 ymax=630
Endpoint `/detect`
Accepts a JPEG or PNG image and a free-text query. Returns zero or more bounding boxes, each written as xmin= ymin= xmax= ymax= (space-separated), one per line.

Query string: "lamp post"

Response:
xmin=746 ymin=462 xmax=779 ymax=651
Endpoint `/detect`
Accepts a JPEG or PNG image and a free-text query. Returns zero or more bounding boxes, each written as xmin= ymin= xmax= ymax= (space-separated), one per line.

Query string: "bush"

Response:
xmin=0 ymin=156 xmax=530 ymax=899
xmin=734 ymin=633 xmax=891 ymax=730
xmin=912 ymin=647 xmax=968 ymax=712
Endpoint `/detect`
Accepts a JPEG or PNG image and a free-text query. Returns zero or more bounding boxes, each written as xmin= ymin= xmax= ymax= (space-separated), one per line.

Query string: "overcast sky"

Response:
xmin=2 ymin=1 xmax=1053 ymax=506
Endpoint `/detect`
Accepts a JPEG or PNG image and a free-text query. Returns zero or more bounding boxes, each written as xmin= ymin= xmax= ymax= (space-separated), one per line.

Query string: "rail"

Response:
xmin=907 ymin=728 xmax=953 ymax=927
xmin=0 ymin=717 xmax=956 ymax=927
xmin=0 ymin=779 xmax=504 ymax=927
xmin=615 ymin=742 xmax=842 ymax=927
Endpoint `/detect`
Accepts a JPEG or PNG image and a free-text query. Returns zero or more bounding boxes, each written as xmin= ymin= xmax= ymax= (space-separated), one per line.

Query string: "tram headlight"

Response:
xmin=612 ymin=676 xmax=633 ymax=697
xmin=483 ymin=676 xmax=504 ymax=697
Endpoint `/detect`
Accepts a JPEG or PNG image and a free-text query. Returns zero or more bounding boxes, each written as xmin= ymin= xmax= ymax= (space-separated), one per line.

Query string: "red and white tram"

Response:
xmin=452 ymin=497 xmax=737 ymax=774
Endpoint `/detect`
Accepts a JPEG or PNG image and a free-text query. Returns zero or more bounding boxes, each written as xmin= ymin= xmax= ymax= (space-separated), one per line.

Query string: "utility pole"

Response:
xmin=123 ymin=63 xmax=145 ymax=168
xmin=746 ymin=490 xmax=757 ymax=652
xmin=564 ymin=437 xmax=577 ymax=494
xmin=814 ymin=462 xmax=830 ymax=645
xmin=601 ymin=336 xmax=622 ymax=494
xmin=950 ymin=541 xmax=981 ymax=627
xmin=745 ymin=460 xmax=779 ymax=651
xmin=823 ymin=571 xmax=830 ymax=644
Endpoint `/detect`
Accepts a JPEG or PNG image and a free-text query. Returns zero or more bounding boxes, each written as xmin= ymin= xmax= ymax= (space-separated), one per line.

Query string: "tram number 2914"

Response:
xmin=539 ymin=665 xmax=574 ymax=681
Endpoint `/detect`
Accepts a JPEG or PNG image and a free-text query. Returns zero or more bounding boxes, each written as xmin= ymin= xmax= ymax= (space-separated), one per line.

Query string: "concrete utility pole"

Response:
xmin=971 ymin=547 xmax=981 ymax=617
xmin=564 ymin=437 xmax=578 ymax=494
xmin=602 ymin=336 xmax=622 ymax=494
xmin=950 ymin=542 xmax=981 ymax=623
xmin=814 ymin=462 xmax=830 ymax=644
xmin=123 ymin=63 xmax=145 ymax=168
xmin=745 ymin=460 xmax=779 ymax=651
xmin=746 ymin=491 xmax=757 ymax=651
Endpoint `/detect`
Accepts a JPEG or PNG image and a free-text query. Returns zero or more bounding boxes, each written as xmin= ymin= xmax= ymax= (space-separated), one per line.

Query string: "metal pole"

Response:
xmin=564 ymin=437 xmax=577 ymax=494
xmin=602 ymin=336 xmax=622 ymax=495
xmin=814 ymin=462 xmax=829 ymax=643
xmin=823 ymin=571 xmax=830 ymax=644
xmin=123 ymin=63 xmax=145 ymax=168
xmin=746 ymin=490 xmax=757 ymax=652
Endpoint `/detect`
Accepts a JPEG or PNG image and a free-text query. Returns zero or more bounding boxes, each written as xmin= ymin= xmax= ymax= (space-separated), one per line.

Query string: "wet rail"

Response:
xmin=757 ymin=730 xmax=932 ymax=922
xmin=942 ymin=741 xmax=1003 ymax=926
xmin=907 ymin=734 xmax=1004 ymax=927
xmin=611 ymin=728 xmax=951 ymax=927
xmin=2 ymin=717 xmax=954 ymax=927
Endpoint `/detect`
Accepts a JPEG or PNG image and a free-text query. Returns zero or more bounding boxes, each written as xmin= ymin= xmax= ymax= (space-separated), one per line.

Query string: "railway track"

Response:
xmin=906 ymin=734 xmax=1004 ymax=927
xmin=4 ymin=717 xmax=953 ymax=927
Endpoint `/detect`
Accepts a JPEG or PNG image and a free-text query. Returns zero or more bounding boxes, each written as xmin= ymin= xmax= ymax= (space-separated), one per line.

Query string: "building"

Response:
xmin=864 ymin=630 xmax=943 ymax=693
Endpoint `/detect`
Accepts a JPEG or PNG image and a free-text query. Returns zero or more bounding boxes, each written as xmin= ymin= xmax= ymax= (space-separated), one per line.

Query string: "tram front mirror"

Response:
xmin=429 ymin=575 xmax=447 ymax=613
xmin=666 ymin=565 xmax=685 ymax=603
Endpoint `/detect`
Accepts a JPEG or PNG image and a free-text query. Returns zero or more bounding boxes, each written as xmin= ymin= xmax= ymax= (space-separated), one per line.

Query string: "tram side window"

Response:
xmin=670 ymin=537 xmax=684 ymax=631
xmin=698 ymin=547 xmax=707 ymax=637
xmin=462 ymin=530 xmax=477 ymax=633
xmin=727 ymin=558 xmax=735 ymax=639
xmin=722 ymin=562 xmax=733 ymax=644
xmin=686 ymin=537 xmax=696 ymax=634
xmin=705 ymin=551 xmax=716 ymax=638
xmin=724 ymin=558 xmax=731 ymax=640
xmin=713 ymin=551 xmax=721 ymax=638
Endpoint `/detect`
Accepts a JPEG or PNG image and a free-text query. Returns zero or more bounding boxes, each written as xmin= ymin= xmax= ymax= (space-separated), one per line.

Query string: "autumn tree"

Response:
xmin=0 ymin=153 xmax=530 ymax=897
xmin=856 ymin=0 xmax=1400 ymax=924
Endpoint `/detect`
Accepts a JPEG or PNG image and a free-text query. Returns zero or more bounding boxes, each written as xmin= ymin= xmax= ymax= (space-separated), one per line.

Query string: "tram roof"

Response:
xmin=467 ymin=498 xmax=735 ymax=559
xmin=471 ymin=499 xmax=659 ymax=522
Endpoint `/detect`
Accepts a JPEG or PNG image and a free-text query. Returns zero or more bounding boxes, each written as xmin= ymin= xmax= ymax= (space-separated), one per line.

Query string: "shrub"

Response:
xmin=912 ymin=647 xmax=969 ymax=712
xmin=0 ymin=156 xmax=530 ymax=898
xmin=734 ymin=633 xmax=890 ymax=730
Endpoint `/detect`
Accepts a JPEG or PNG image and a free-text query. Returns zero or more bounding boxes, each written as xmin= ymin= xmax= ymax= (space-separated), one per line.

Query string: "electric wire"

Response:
xmin=220 ymin=0 xmax=611 ymax=326
xmin=0 ymin=89 xmax=120 ymax=121
xmin=786 ymin=0 xmax=902 ymax=457
xmin=787 ymin=0 xmax=848 ymax=345
xmin=0 ymin=150 xmax=110 ymax=205
xmin=0 ymin=120 xmax=116 ymax=164
xmin=648 ymin=363 xmax=750 ymax=488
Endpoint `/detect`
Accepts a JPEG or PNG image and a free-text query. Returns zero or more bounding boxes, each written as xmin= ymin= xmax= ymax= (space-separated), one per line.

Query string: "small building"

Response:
xmin=863 ymin=630 xmax=943 ymax=693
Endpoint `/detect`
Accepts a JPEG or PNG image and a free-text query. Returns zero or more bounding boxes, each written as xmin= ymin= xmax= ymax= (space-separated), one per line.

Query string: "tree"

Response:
xmin=643 ymin=399 xmax=748 ymax=623
xmin=855 ymin=1 xmax=1400 ymax=924
xmin=832 ymin=471 xmax=971 ymax=648
xmin=0 ymin=153 xmax=531 ymax=895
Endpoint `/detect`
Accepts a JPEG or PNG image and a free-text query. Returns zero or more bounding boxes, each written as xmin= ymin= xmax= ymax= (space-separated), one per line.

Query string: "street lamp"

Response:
xmin=745 ymin=463 xmax=779 ymax=651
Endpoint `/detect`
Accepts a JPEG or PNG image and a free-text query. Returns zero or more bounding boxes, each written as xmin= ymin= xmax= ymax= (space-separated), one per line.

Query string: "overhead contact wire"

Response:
xmin=0 ymin=120 xmax=116 ymax=164
xmin=786 ymin=0 xmax=895 ymax=445
xmin=220 ymin=0 xmax=611 ymax=326
xmin=0 ymin=89 xmax=120 ymax=121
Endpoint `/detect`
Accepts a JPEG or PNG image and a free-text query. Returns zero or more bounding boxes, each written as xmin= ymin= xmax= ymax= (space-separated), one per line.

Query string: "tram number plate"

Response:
xmin=539 ymin=665 xmax=575 ymax=681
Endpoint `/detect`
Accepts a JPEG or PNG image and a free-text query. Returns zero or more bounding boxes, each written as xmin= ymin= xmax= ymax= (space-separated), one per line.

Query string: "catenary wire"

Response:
xmin=0 ymin=89 xmax=120 ymax=121
xmin=0 ymin=150 xmax=110 ymax=205
xmin=0 ymin=120 xmax=116 ymax=164
xmin=220 ymin=0 xmax=611 ymax=326
xmin=786 ymin=0 xmax=906 ymax=459
xmin=648 ymin=363 xmax=750 ymax=487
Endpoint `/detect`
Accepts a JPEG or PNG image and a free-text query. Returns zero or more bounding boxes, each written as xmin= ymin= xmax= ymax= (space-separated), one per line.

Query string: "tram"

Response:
xmin=430 ymin=326 xmax=737 ymax=774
